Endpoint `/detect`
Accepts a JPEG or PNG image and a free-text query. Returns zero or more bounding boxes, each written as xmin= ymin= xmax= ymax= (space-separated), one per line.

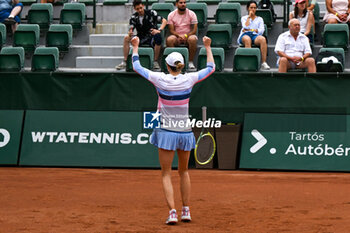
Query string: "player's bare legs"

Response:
xmin=158 ymin=148 xmax=176 ymax=210
xmin=177 ymin=149 xmax=191 ymax=206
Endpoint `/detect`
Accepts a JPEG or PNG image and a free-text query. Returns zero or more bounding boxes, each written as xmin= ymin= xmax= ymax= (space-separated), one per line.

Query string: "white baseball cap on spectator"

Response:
xmin=165 ymin=52 xmax=184 ymax=67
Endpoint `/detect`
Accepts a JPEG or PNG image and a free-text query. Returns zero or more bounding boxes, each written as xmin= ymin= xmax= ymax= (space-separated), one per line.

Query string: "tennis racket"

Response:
xmin=194 ymin=106 xmax=216 ymax=165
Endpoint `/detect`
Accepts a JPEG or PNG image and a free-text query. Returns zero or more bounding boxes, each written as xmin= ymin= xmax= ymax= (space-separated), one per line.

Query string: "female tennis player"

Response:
xmin=131 ymin=35 xmax=215 ymax=225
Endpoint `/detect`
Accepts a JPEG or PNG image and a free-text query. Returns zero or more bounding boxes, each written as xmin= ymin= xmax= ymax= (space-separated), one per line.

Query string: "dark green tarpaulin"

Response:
xmin=0 ymin=72 xmax=349 ymax=122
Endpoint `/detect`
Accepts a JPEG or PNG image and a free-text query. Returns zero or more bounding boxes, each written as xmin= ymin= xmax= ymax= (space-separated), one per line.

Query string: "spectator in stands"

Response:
xmin=323 ymin=0 xmax=350 ymax=23
xmin=116 ymin=0 xmax=167 ymax=70
xmin=238 ymin=1 xmax=270 ymax=70
xmin=166 ymin=0 xmax=198 ymax=71
xmin=289 ymin=0 xmax=315 ymax=43
xmin=0 ymin=0 xmax=23 ymax=33
xmin=275 ymin=18 xmax=316 ymax=73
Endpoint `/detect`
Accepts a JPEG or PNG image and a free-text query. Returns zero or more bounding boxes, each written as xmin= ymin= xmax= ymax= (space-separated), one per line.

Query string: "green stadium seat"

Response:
xmin=32 ymin=47 xmax=59 ymax=71
xmin=323 ymin=24 xmax=349 ymax=50
xmin=215 ymin=2 xmax=241 ymax=28
xmin=196 ymin=0 xmax=220 ymax=4
xmin=227 ymin=0 xmax=250 ymax=4
xmin=142 ymin=0 xmax=158 ymax=4
xmin=186 ymin=3 xmax=207 ymax=28
xmin=102 ymin=0 xmax=128 ymax=5
xmin=270 ymin=0 xmax=283 ymax=4
xmin=206 ymin=24 xmax=232 ymax=49
xmin=256 ymin=9 xmax=273 ymax=28
xmin=156 ymin=23 xmax=167 ymax=47
xmin=316 ymin=48 xmax=345 ymax=72
xmin=263 ymin=23 xmax=268 ymax=38
xmin=53 ymin=0 xmax=68 ymax=5
xmin=151 ymin=3 xmax=174 ymax=20
xmin=27 ymin=3 xmax=53 ymax=30
xmin=233 ymin=48 xmax=261 ymax=71
xmin=0 ymin=47 xmax=24 ymax=71
xmin=165 ymin=0 xmax=188 ymax=2
xmin=309 ymin=25 xmax=315 ymax=49
xmin=162 ymin=47 xmax=189 ymax=72
xmin=13 ymin=24 xmax=40 ymax=53
xmin=126 ymin=47 xmax=154 ymax=72
xmin=77 ymin=0 xmax=94 ymax=5
xmin=46 ymin=24 xmax=73 ymax=52
xmin=312 ymin=2 xmax=320 ymax=24
xmin=20 ymin=0 xmax=37 ymax=5
xmin=60 ymin=3 xmax=86 ymax=30
xmin=0 ymin=23 xmax=6 ymax=48
xmin=197 ymin=47 xmax=224 ymax=72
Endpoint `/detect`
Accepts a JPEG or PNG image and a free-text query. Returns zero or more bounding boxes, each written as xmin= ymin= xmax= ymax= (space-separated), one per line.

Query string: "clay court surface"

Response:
xmin=1 ymin=168 xmax=350 ymax=233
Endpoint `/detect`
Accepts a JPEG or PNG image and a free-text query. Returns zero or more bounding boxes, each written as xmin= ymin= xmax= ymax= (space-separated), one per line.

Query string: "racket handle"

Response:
xmin=202 ymin=106 xmax=207 ymax=121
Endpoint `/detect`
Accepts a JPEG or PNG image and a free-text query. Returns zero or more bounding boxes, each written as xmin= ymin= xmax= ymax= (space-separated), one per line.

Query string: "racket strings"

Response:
xmin=196 ymin=134 xmax=215 ymax=163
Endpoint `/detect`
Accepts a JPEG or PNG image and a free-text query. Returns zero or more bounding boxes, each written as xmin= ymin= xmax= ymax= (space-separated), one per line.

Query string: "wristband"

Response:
xmin=301 ymin=56 xmax=304 ymax=62
xmin=158 ymin=28 xmax=162 ymax=31
xmin=184 ymin=34 xmax=188 ymax=38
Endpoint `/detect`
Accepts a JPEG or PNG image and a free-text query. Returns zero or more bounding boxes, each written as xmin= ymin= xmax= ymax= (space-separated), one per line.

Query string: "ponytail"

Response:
xmin=168 ymin=61 xmax=184 ymax=72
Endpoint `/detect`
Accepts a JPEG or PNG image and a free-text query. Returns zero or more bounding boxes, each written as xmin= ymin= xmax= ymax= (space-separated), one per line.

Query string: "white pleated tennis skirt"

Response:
xmin=150 ymin=128 xmax=196 ymax=151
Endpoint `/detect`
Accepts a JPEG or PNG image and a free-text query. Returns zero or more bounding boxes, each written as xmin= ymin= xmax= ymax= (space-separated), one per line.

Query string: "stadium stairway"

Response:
xmin=75 ymin=33 xmax=126 ymax=69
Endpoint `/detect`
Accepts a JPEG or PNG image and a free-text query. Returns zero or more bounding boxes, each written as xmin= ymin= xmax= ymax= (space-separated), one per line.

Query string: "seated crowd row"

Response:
xmin=116 ymin=0 xmax=349 ymax=73
xmin=0 ymin=0 xmax=347 ymax=72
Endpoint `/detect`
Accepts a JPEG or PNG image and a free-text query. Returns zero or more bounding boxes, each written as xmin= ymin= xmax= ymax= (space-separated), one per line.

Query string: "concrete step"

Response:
xmin=89 ymin=34 xmax=125 ymax=45
xmin=76 ymin=56 xmax=124 ymax=68
xmin=71 ymin=45 xmax=124 ymax=56
xmin=58 ymin=67 xmax=122 ymax=73
xmin=93 ymin=23 xmax=129 ymax=34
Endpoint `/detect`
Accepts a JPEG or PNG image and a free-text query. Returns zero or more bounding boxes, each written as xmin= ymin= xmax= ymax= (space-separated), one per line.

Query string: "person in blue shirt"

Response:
xmin=0 ymin=0 xmax=23 ymax=33
xmin=237 ymin=0 xmax=270 ymax=70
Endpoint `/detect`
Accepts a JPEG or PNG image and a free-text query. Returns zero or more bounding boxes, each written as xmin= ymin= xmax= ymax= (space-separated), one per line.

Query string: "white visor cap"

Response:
xmin=165 ymin=52 xmax=184 ymax=67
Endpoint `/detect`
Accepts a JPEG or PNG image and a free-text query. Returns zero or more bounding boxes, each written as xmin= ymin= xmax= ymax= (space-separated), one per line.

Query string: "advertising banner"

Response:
xmin=20 ymin=110 xmax=176 ymax=167
xmin=0 ymin=110 xmax=23 ymax=165
xmin=240 ymin=113 xmax=350 ymax=171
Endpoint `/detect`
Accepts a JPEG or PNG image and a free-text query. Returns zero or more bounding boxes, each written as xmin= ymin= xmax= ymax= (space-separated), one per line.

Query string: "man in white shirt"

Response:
xmin=275 ymin=18 xmax=316 ymax=72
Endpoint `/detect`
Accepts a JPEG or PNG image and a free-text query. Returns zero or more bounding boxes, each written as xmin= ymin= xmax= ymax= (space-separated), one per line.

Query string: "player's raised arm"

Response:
xmin=203 ymin=36 xmax=214 ymax=65
xmin=196 ymin=36 xmax=215 ymax=82
xmin=131 ymin=36 xmax=151 ymax=79
xmin=131 ymin=36 xmax=139 ymax=55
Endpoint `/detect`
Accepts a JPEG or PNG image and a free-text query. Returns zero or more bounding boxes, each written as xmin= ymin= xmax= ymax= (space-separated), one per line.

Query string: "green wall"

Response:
xmin=0 ymin=72 xmax=349 ymax=123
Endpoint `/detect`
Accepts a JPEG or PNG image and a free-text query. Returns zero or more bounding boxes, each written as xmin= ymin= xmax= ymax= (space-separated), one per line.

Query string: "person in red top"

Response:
xmin=166 ymin=0 xmax=198 ymax=71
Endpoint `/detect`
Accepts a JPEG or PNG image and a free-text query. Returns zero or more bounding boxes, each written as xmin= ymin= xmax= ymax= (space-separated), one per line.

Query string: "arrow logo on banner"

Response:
xmin=250 ymin=129 xmax=267 ymax=153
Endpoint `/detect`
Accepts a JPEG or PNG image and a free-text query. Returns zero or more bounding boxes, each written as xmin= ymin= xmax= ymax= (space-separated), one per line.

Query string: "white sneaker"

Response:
xmin=115 ymin=61 xmax=126 ymax=70
xmin=261 ymin=62 xmax=270 ymax=70
xmin=165 ymin=209 xmax=178 ymax=225
xmin=188 ymin=61 xmax=196 ymax=71
xmin=181 ymin=207 xmax=191 ymax=222
xmin=153 ymin=61 xmax=160 ymax=70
